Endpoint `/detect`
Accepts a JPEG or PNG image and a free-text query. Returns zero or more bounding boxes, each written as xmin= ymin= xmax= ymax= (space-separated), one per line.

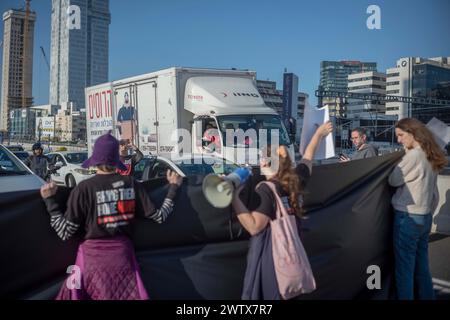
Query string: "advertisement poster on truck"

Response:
xmin=114 ymin=88 xmax=138 ymax=146
xmin=86 ymin=83 xmax=115 ymax=155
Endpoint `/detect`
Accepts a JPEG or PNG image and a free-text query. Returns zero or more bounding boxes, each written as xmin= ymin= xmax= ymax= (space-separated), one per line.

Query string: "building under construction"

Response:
xmin=0 ymin=0 xmax=35 ymax=137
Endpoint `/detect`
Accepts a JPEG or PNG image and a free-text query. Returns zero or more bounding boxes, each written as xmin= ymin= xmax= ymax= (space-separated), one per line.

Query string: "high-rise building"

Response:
xmin=50 ymin=0 xmax=111 ymax=111
xmin=282 ymin=73 xmax=299 ymax=120
xmin=0 ymin=8 xmax=36 ymax=133
xmin=386 ymin=57 xmax=450 ymax=124
xmin=347 ymin=71 xmax=387 ymax=118
xmin=319 ymin=60 xmax=377 ymax=116
xmin=256 ymin=79 xmax=308 ymax=143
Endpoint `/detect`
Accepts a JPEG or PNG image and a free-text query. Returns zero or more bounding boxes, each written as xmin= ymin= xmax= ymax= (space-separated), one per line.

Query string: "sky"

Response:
xmin=0 ymin=0 xmax=449 ymax=106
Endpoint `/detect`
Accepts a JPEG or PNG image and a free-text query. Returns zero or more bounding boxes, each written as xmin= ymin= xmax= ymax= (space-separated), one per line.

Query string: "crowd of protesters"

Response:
xmin=33 ymin=116 xmax=447 ymax=300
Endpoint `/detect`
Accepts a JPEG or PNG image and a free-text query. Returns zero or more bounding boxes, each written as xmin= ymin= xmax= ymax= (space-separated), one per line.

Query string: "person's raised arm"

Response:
xmin=141 ymin=170 xmax=182 ymax=223
xmin=300 ymin=121 xmax=333 ymax=172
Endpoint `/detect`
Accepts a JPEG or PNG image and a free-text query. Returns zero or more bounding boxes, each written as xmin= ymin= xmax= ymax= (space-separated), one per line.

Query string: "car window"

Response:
xmin=46 ymin=154 xmax=56 ymax=164
xmin=0 ymin=148 xmax=29 ymax=175
xmin=175 ymin=158 xmax=239 ymax=176
xmin=177 ymin=163 xmax=214 ymax=176
xmin=134 ymin=157 xmax=153 ymax=181
xmin=55 ymin=155 xmax=65 ymax=165
xmin=150 ymin=160 xmax=171 ymax=179
xmin=210 ymin=161 xmax=239 ymax=175
xmin=6 ymin=145 xmax=24 ymax=152
xmin=65 ymin=153 xmax=87 ymax=164
xmin=14 ymin=152 xmax=29 ymax=161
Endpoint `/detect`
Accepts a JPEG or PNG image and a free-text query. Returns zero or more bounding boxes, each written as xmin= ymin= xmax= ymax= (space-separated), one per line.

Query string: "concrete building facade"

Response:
xmin=0 ymin=9 xmax=36 ymax=132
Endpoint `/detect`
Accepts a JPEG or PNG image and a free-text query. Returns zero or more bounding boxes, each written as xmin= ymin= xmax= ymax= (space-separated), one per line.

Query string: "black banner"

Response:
xmin=0 ymin=152 xmax=403 ymax=299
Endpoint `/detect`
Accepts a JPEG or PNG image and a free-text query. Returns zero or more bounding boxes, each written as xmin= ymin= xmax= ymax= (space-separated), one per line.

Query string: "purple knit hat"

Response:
xmin=82 ymin=132 xmax=127 ymax=170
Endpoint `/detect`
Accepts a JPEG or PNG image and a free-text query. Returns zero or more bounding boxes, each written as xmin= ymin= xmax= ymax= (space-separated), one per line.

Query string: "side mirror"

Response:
xmin=55 ymin=161 xmax=64 ymax=168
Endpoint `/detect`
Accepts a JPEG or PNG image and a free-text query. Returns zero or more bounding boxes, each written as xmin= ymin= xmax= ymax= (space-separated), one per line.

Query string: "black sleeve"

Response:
xmin=296 ymin=163 xmax=311 ymax=189
xmin=43 ymin=187 xmax=84 ymax=241
xmin=135 ymin=182 xmax=178 ymax=224
xmin=254 ymin=184 xmax=276 ymax=220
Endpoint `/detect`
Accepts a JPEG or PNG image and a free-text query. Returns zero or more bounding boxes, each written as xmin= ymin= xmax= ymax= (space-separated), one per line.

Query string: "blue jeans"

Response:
xmin=393 ymin=210 xmax=435 ymax=300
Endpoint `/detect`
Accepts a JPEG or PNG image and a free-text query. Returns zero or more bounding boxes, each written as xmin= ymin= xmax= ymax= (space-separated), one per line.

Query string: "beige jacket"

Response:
xmin=388 ymin=147 xmax=439 ymax=214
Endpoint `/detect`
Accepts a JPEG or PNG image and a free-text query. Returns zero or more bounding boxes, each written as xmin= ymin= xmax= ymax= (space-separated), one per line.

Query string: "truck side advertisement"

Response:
xmin=86 ymin=84 xmax=114 ymax=155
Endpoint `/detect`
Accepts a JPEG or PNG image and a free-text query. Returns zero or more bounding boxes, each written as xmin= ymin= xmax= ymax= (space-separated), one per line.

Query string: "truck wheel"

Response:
xmin=66 ymin=174 xmax=76 ymax=188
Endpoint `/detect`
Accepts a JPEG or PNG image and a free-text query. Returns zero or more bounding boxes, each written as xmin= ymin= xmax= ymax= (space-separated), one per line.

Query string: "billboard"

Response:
xmin=35 ymin=116 xmax=55 ymax=140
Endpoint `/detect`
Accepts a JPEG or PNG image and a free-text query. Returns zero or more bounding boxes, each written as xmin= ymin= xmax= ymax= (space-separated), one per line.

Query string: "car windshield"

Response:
xmin=6 ymin=145 xmax=24 ymax=152
xmin=216 ymin=114 xmax=291 ymax=147
xmin=0 ymin=147 xmax=29 ymax=175
xmin=65 ymin=152 xmax=88 ymax=164
xmin=14 ymin=152 xmax=30 ymax=161
xmin=174 ymin=157 xmax=239 ymax=176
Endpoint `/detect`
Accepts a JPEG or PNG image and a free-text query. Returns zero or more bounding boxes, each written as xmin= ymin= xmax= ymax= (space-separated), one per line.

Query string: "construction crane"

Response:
xmin=22 ymin=0 xmax=31 ymax=109
xmin=40 ymin=46 xmax=50 ymax=71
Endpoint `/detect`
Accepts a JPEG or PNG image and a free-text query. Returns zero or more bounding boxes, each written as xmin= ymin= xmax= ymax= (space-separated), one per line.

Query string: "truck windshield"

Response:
xmin=216 ymin=114 xmax=291 ymax=147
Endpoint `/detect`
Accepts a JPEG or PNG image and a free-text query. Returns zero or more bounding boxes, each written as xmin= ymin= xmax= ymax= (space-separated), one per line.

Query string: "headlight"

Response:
xmin=74 ymin=168 xmax=95 ymax=175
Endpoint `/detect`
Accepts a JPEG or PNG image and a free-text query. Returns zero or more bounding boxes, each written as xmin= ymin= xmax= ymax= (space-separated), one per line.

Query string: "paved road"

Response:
xmin=429 ymin=233 xmax=450 ymax=300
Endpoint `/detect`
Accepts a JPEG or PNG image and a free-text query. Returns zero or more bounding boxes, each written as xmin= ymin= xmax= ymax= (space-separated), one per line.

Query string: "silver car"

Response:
xmin=0 ymin=145 xmax=44 ymax=193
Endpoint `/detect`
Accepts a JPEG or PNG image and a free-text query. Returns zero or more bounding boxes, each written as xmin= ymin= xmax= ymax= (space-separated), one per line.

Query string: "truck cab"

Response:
xmin=185 ymin=76 xmax=293 ymax=165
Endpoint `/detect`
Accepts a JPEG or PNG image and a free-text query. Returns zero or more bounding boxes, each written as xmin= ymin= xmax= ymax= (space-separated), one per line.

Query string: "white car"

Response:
xmin=46 ymin=151 xmax=95 ymax=187
xmin=0 ymin=144 xmax=44 ymax=193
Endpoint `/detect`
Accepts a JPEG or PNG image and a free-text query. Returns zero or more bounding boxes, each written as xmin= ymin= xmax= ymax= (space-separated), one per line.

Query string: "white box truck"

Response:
xmin=85 ymin=67 xmax=294 ymax=165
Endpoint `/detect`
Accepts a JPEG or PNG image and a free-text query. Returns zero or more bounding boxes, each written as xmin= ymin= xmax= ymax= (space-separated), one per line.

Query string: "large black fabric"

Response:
xmin=0 ymin=152 xmax=403 ymax=299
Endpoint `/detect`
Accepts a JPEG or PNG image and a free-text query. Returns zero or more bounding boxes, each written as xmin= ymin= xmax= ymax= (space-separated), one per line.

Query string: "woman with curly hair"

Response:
xmin=389 ymin=117 xmax=448 ymax=300
xmin=232 ymin=121 xmax=333 ymax=300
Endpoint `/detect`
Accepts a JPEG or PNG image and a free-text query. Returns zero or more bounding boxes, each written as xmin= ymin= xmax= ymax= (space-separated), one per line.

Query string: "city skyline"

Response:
xmin=0 ymin=0 xmax=449 ymax=107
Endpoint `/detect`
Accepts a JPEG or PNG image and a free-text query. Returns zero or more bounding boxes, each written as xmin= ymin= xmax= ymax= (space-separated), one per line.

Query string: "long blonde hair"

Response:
xmin=395 ymin=118 xmax=448 ymax=171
